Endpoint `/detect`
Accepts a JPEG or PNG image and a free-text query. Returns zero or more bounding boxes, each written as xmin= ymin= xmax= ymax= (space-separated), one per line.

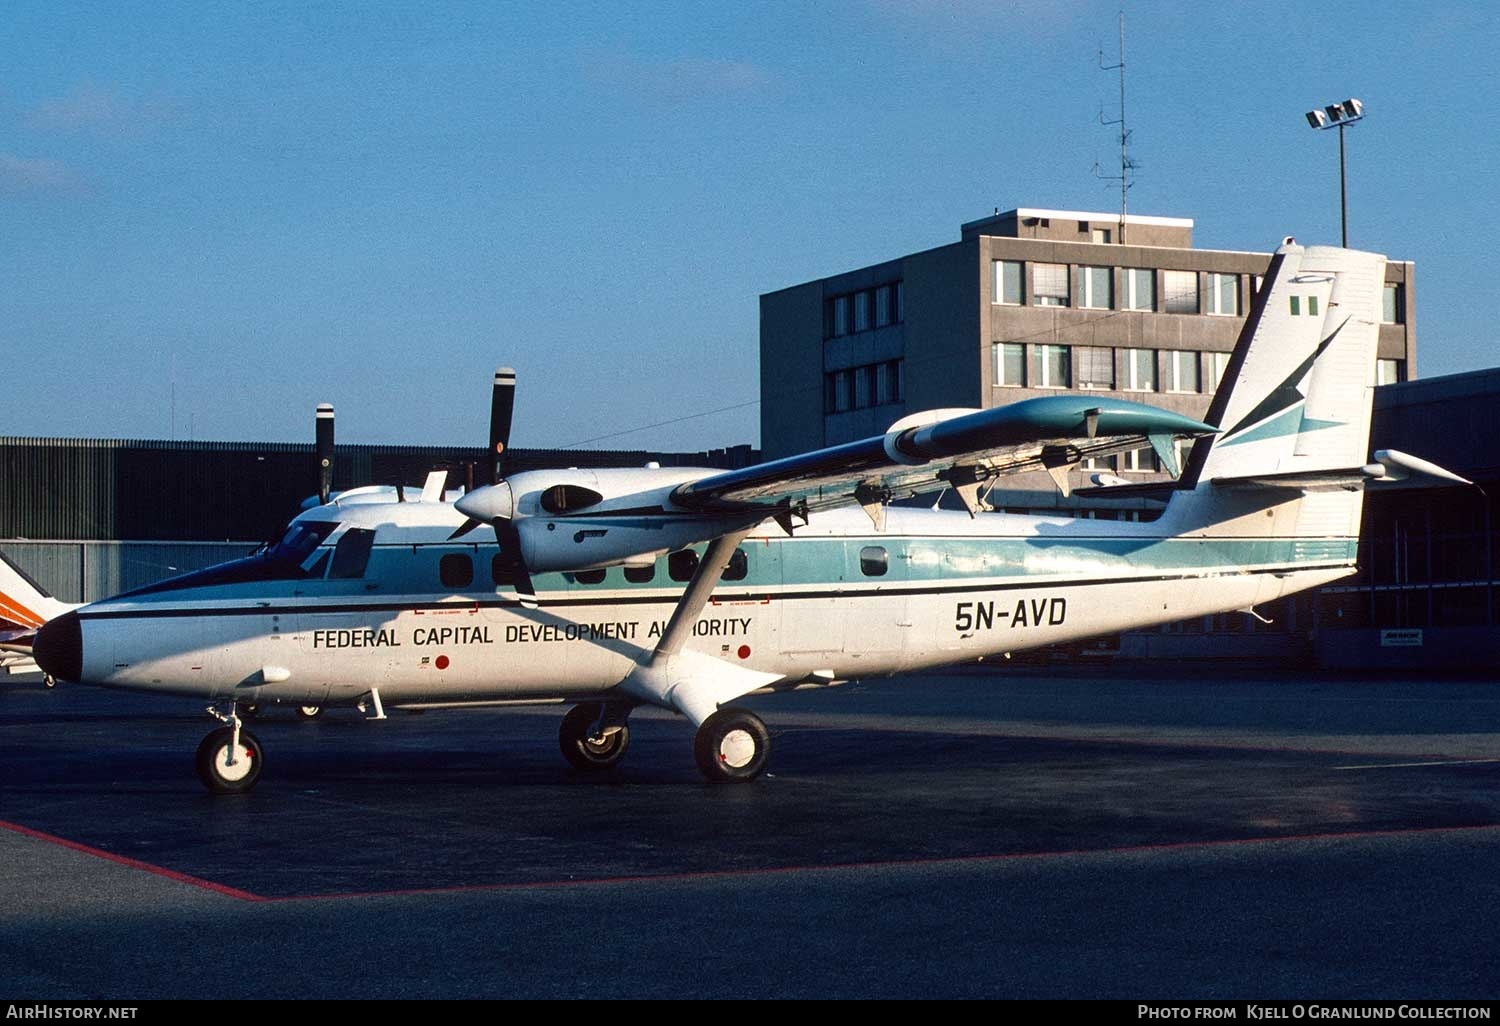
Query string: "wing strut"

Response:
xmin=621 ymin=526 xmax=784 ymax=725
xmin=651 ymin=527 xmax=755 ymax=662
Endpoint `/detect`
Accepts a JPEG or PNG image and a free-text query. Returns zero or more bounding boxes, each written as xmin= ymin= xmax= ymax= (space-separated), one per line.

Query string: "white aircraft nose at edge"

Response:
xmin=9 ymin=239 xmax=1470 ymax=793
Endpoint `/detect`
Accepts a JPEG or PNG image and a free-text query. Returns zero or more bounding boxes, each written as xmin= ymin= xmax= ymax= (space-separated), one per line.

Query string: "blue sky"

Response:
xmin=3 ymin=1 xmax=1496 ymax=452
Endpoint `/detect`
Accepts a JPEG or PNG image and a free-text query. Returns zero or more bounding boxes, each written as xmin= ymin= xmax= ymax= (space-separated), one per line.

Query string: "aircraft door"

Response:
xmin=777 ymin=538 xmax=846 ymax=656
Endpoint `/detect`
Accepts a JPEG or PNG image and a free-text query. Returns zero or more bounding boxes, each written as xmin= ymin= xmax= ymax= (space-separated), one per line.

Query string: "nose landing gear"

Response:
xmin=195 ymin=707 xmax=264 ymax=794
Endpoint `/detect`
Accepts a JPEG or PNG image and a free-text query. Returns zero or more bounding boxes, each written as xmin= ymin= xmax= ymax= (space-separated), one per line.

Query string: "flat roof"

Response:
xmin=961 ymin=208 xmax=1196 ymax=233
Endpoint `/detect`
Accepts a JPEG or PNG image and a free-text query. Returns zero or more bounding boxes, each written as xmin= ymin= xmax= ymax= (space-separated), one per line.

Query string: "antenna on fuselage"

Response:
xmin=315 ymin=403 xmax=335 ymax=505
xmin=488 ymin=367 xmax=517 ymax=484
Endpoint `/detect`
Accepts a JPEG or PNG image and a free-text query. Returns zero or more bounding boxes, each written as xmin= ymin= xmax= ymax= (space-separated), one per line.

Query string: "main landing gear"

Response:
xmin=557 ymin=702 xmax=771 ymax=782
xmin=559 ymin=702 xmax=631 ymax=771
xmin=195 ymin=709 xmax=263 ymax=794
xmin=693 ymin=707 xmax=771 ymax=784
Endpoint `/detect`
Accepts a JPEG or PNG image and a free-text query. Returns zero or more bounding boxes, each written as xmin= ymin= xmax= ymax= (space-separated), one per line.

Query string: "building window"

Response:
xmin=1377 ymin=359 xmax=1405 ymax=385
xmin=854 ymin=290 xmax=871 ymax=333
xmin=877 ymin=360 xmax=902 ymax=404
xmin=439 ymin=553 xmax=473 ymax=589
xmin=824 ymin=370 xmax=854 ymax=413
xmin=1121 ymin=447 xmax=1158 ymax=473
xmin=994 ymin=343 xmax=1026 ymax=387
xmin=1080 ymin=266 xmax=1112 ymax=309
xmin=829 ymin=360 xmax=901 ymax=412
xmin=859 ymin=546 xmax=888 ymax=577
xmin=1382 ymin=284 xmax=1404 ymax=324
xmin=1166 ymin=350 xmax=1201 ymax=393
xmin=1208 ymin=350 xmax=1232 ymax=390
xmin=1163 ymin=270 xmax=1198 ymax=314
xmin=1039 ymin=344 xmax=1071 ymax=388
xmin=875 ymin=284 xmax=892 ymax=328
xmin=1032 ymin=263 xmax=1070 ymax=307
xmin=1124 ymin=268 xmax=1155 ymax=311
xmin=1207 ymin=273 xmax=1239 ymax=316
xmin=1124 ymin=348 xmax=1156 ymax=392
xmin=994 ymin=260 xmax=1023 ymax=305
xmin=1091 ymin=227 xmax=1112 ymax=244
xmin=854 ymin=365 xmax=872 ymax=408
xmin=1075 ymin=346 xmax=1114 ymax=390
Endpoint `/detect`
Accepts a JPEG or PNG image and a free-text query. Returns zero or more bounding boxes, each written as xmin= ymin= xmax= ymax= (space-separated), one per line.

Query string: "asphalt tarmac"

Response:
xmin=1 ymin=665 xmax=1497 ymax=999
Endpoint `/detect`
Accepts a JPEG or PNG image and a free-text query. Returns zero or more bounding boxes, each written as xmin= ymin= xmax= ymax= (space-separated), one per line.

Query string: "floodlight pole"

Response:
xmin=1306 ymin=99 xmax=1363 ymax=248
xmin=1337 ymin=121 xmax=1349 ymax=248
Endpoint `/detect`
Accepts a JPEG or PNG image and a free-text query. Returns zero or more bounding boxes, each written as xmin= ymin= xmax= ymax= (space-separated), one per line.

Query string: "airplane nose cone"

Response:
xmin=33 ymin=610 xmax=82 ymax=683
xmin=455 ymin=481 xmax=514 ymax=523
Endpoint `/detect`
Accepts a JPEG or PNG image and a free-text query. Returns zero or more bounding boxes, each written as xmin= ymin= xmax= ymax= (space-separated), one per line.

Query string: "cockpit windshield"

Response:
xmin=267 ymin=520 xmax=339 ymax=569
xmin=113 ymin=519 xmax=344 ymax=598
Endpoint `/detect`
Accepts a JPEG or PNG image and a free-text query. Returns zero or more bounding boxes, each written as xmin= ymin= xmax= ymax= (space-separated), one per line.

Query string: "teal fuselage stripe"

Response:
xmin=97 ymin=533 xmax=1359 ymax=610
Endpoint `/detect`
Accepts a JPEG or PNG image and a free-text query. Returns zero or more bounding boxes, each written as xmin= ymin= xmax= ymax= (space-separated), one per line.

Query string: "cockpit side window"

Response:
xmin=268 ymin=521 xmax=339 ymax=569
xmin=329 ymin=528 xmax=376 ymax=579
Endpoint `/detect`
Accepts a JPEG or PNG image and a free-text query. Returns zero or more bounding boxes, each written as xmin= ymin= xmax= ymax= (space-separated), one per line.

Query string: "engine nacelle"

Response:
xmin=882 ymin=408 xmax=982 ymax=465
xmin=458 ymin=466 xmax=762 ymax=573
xmin=514 ymin=511 xmax=759 ymax=573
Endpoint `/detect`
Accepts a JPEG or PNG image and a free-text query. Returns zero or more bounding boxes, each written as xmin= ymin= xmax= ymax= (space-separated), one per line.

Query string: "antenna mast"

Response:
xmin=1094 ymin=11 xmax=1134 ymax=244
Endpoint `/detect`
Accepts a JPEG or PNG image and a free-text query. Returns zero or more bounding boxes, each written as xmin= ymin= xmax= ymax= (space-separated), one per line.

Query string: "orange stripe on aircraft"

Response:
xmin=0 ymin=592 xmax=45 ymax=630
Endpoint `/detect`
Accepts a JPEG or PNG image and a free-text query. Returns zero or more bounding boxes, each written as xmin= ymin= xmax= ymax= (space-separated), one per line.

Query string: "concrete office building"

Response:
xmin=760 ymin=208 xmax=1416 ymax=507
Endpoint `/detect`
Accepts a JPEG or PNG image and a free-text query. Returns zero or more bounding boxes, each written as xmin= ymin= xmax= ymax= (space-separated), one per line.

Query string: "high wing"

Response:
xmin=670 ymin=395 xmax=1216 ymax=520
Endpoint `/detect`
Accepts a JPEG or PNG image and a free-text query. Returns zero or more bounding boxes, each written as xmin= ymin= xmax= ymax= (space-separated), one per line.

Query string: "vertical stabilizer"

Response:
xmin=1181 ymin=240 xmax=1386 ymax=487
xmin=0 ymin=551 xmax=74 ymax=629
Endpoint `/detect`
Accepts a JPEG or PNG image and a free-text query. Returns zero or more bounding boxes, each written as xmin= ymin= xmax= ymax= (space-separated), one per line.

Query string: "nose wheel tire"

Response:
xmin=195 ymin=726 xmax=264 ymax=794
xmin=693 ymin=708 xmax=770 ymax=783
xmin=559 ymin=702 xmax=630 ymax=770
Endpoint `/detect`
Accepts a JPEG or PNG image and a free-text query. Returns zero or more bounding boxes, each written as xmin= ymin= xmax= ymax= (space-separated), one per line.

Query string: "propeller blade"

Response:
xmin=315 ymin=403 xmax=335 ymax=504
xmin=488 ymin=367 xmax=517 ymax=484
xmin=493 ymin=518 xmax=537 ymax=609
xmin=447 ymin=518 xmax=484 ymax=541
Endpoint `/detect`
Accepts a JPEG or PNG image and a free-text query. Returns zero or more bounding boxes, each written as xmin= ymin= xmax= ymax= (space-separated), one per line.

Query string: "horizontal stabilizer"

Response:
xmin=1370 ymin=449 xmax=1472 ymax=487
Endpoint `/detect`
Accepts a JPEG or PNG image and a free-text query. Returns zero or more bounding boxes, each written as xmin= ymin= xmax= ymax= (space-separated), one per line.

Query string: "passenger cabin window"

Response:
xmin=624 ymin=564 xmax=655 ymax=584
xmin=491 ymin=554 xmax=515 ymax=586
xmin=440 ymin=553 xmax=474 ymax=589
xmin=668 ymin=549 xmax=699 ymax=582
xmin=575 ymin=569 xmax=606 ymax=584
xmin=329 ymin=528 xmax=376 ymax=579
xmin=860 ymin=546 xmax=889 ymax=577
xmin=723 ymin=549 xmax=748 ymax=582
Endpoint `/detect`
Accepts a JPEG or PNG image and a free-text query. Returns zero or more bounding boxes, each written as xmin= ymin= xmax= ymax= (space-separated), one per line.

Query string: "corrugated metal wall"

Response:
xmin=0 ymin=438 xmax=759 ymax=542
xmin=0 ymin=541 xmax=254 ymax=603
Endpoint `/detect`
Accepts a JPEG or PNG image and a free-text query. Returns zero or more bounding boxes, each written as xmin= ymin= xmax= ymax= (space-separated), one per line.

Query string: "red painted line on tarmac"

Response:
xmin=258 ymin=821 xmax=1500 ymax=904
xmin=0 ymin=817 xmax=266 ymax=902
xmin=5 ymin=814 xmax=1496 ymax=906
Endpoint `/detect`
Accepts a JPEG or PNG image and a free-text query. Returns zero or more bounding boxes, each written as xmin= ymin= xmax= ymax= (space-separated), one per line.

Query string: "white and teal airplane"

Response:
xmin=16 ymin=239 xmax=1462 ymax=792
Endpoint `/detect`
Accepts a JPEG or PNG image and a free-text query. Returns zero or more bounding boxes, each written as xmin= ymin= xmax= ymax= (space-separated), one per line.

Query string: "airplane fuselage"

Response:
xmin=54 ymin=501 xmax=1356 ymax=709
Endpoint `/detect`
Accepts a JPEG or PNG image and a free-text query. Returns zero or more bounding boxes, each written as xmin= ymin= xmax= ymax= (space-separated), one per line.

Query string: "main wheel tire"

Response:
xmin=297 ymin=705 xmax=323 ymax=720
xmin=194 ymin=726 xmax=264 ymax=794
xmin=559 ymin=702 xmax=630 ymax=771
xmin=693 ymin=708 xmax=770 ymax=783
